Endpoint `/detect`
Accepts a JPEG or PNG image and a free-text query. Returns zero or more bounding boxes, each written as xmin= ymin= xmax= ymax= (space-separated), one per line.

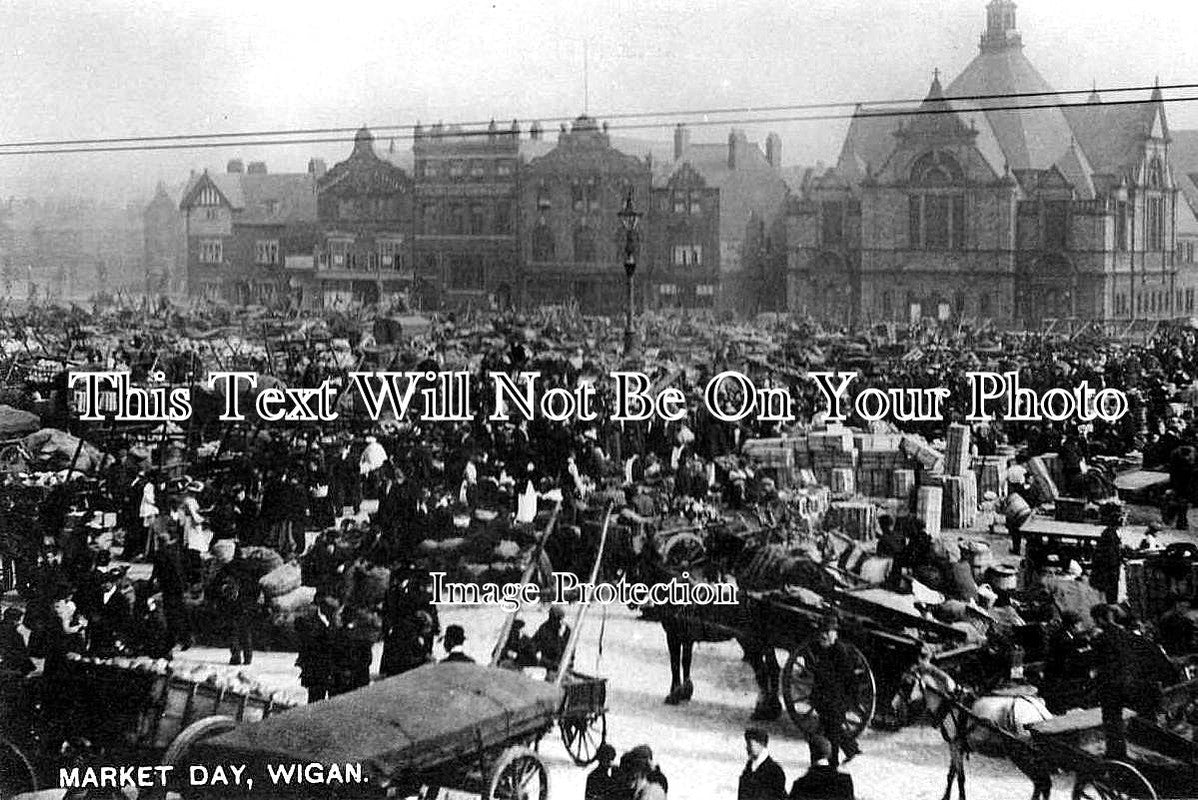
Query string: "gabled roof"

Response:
xmin=1063 ymin=94 xmax=1159 ymax=179
xmin=1054 ymin=139 xmax=1096 ymax=199
xmin=181 ymin=169 xmax=316 ymax=225
xmin=1169 ymin=129 xmax=1198 ymax=233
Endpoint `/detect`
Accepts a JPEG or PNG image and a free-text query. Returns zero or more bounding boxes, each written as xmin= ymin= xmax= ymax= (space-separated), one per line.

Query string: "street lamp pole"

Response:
xmin=617 ymin=189 xmax=642 ymax=358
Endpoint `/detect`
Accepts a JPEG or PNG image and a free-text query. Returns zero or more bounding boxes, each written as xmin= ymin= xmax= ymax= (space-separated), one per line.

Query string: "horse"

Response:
xmin=909 ymin=663 xmax=1054 ymax=800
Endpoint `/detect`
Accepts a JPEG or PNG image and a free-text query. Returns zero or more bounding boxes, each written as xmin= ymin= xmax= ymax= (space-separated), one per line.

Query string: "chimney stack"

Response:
xmin=674 ymin=124 xmax=690 ymax=161
xmin=530 ymin=121 xmax=542 ymax=141
xmin=227 ymin=159 xmax=244 ymax=174
xmin=308 ymin=158 xmax=327 ymax=178
xmin=766 ymin=133 xmax=782 ymax=168
xmin=728 ymin=131 xmax=738 ymax=170
xmin=247 ymin=162 xmax=267 ymax=174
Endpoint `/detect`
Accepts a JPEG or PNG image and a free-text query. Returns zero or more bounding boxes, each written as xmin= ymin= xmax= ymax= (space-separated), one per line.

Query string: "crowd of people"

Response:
xmin=2 ymin=300 xmax=1198 ymax=798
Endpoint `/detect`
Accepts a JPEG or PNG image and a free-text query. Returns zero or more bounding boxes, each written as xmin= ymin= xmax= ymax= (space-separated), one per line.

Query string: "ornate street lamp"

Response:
xmin=617 ymin=189 xmax=642 ymax=357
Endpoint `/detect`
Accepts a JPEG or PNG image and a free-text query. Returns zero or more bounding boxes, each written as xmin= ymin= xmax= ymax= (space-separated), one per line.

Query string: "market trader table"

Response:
xmin=1021 ymin=517 xmax=1149 ymax=569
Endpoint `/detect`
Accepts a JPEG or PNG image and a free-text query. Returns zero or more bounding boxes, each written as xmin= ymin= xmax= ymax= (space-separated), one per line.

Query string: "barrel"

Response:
xmin=987 ymin=564 xmax=1018 ymax=591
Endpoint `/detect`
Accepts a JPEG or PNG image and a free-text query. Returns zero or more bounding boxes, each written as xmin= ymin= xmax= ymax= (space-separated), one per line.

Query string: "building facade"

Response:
xmin=143 ymin=182 xmax=186 ymax=295
xmin=305 ymin=128 xmax=415 ymax=309
xmin=412 ymin=121 xmax=522 ymax=310
xmin=180 ymin=160 xmax=319 ymax=305
xmin=645 ymin=162 xmax=721 ymax=309
xmin=788 ymin=0 xmax=1190 ymax=328
xmin=519 ymin=116 xmax=652 ymax=312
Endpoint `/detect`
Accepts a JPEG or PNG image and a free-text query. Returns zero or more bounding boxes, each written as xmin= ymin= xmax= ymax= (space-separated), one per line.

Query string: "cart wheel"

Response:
xmin=560 ymin=712 xmax=608 ymax=766
xmin=0 ymin=736 xmax=38 ymax=799
xmin=781 ymin=643 xmax=876 ymax=740
xmin=661 ymin=533 xmax=705 ymax=569
xmin=148 ymin=715 xmax=237 ymax=800
xmin=486 ymin=746 xmax=549 ymax=800
xmin=1073 ymin=760 xmax=1157 ymax=800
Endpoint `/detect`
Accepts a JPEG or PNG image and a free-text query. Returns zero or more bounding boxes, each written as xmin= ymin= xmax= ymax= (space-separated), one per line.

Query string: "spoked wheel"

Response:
xmin=154 ymin=715 xmax=237 ymax=800
xmin=1072 ymin=760 xmax=1157 ymax=800
xmin=0 ymin=736 xmax=38 ymax=799
xmin=661 ymin=532 xmax=706 ymax=570
xmin=560 ymin=712 xmax=608 ymax=766
xmin=486 ymin=747 xmax=549 ymax=800
xmin=781 ymin=643 xmax=876 ymax=739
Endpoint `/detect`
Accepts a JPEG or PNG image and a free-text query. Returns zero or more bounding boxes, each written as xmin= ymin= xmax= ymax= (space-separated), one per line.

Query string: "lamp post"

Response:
xmin=617 ymin=189 xmax=642 ymax=357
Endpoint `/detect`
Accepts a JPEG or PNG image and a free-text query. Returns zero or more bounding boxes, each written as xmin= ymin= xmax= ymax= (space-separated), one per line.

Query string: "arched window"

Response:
xmin=910 ymin=151 xmax=964 ymax=186
xmin=532 ymin=223 xmax=555 ymax=261
xmin=573 ymin=225 xmax=597 ymax=262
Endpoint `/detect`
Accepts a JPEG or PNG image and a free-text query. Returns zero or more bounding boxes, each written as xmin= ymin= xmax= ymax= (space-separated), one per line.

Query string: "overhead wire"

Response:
xmin=0 ymin=81 xmax=1191 ymax=156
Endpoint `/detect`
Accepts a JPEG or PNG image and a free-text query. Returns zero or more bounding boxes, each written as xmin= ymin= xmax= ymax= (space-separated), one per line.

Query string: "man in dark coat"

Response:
xmin=210 ymin=548 xmax=263 ymax=666
xmin=1091 ymin=503 xmax=1125 ymax=604
xmin=738 ymin=727 xmax=787 ymax=800
xmin=808 ymin=617 xmax=861 ymax=768
xmin=584 ymin=743 xmax=620 ymax=800
xmin=0 ymin=607 xmax=35 ymax=675
xmin=150 ymin=533 xmax=193 ymax=650
xmin=1166 ymin=443 xmax=1196 ymax=530
xmin=88 ymin=569 xmax=132 ymax=656
xmin=295 ymin=596 xmax=339 ymax=704
xmin=440 ymin=624 xmax=474 ymax=663
xmin=1092 ymin=603 xmax=1130 ymax=760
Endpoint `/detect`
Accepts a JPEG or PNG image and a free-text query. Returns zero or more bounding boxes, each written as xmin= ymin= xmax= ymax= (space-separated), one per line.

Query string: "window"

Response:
xmin=572 ymin=182 xmax=585 ymax=212
xmin=1045 ymin=201 xmax=1069 ymax=250
xmin=1188 ymin=289 xmax=1195 ymax=313
xmin=673 ymin=192 xmax=686 ymax=213
xmin=415 ymin=160 xmax=427 ymax=179
xmin=205 ymin=209 xmax=219 ymax=221
xmin=1148 ymin=197 xmax=1166 ymax=251
xmin=821 ymin=202 xmax=844 ymax=246
xmin=254 ymin=240 xmax=279 ymax=265
xmin=378 ymin=240 xmax=401 ymax=270
xmin=422 ymin=203 xmax=439 ymax=234
xmin=672 ymin=245 xmax=703 ymax=267
xmin=470 ymin=204 xmax=487 ymax=235
xmin=496 ymin=160 xmax=514 ymax=177
xmin=532 ymin=223 xmax=555 ymax=261
xmin=979 ymin=292 xmax=992 ymax=317
xmin=197 ymin=186 xmax=221 ymax=206
xmin=1186 ymin=241 xmax=1196 ymax=263
xmin=469 ymin=160 xmax=485 ymax=179
xmin=881 ymin=290 xmax=892 ymax=318
xmin=909 ymin=194 xmax=964 ymax=250
xmin=338 ymin=199 xmax=354 ymax=220
xmin=424 ymin=161 xmax=440 ymax=179
xmin=1115 ymin=201 xmax=1128 ymax=251
xmin=495 ymin=201 xmax=513 ymax=234
xmin=696 ymin=284 xmax=715 ymax=296
xmin=587 ymin=178 xmax=601 ymax=211
xmin=573 ymin=226 xmax=597 ymax=262
xmin=537 ymin=184 xmax=551 ymax=210
xmin=449 ymin=204 xmax=466 ymax=235
xmin=198 ymin=239 xmax=223 ymax=264
xmin=910 ymin=151 xmax=964 ymax=185
xmin=1147 ymin=157 xmax=1164 ymax=189
xmin=328 ymin=239 xmax=350 ymax=268
xmin=448 ymin=161 xmax=465 ymax=179
xmin=688 ymin=191 xmax=702 ymax=215
xmin=658 ymin=284 xmax=678 ymax=295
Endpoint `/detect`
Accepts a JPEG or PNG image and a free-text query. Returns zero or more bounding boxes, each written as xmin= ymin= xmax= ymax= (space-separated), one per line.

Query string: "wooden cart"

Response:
xmin=1027 ymin=679 xmax=1198 ymax=800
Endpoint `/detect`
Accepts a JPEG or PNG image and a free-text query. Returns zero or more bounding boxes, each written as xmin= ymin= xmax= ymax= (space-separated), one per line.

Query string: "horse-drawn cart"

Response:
xmin=1027 ymin=679 xmax=1198 ymax=800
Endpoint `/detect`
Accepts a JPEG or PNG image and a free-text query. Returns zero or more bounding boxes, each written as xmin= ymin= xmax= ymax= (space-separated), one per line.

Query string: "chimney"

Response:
xmin=227 ymin=159 xmax=244 ymax=174
xmin=728 ymin=131 xmax=738 ymax=170
xmin=308 ymin=158 xmax=327 ymax=178
xmin=530 ymin=121 xmax=542 ymax=141
xmin=674 ymin=124 xmax=690 ymax=161
xmin=247 ymin=162 xmax=267 ymax=174
xmin=766 ymin=133 xmax=782 ymax=168
xmin=413 ymin=121 xmax=424 ymax=139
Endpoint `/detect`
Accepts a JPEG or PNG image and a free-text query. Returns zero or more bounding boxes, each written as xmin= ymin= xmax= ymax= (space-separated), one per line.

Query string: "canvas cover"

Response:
xmin=191 ymin=664 xmax=562 ymax=785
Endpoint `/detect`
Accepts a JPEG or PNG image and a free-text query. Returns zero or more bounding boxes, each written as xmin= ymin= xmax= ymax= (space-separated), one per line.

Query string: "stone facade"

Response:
xmin=143 ymin=182 xmax=186 ymax=295
xmin=787 ymin=0 xmax=1192 ymax=328
xmin=519 ymin=116 xmax=652 ymax=313
xmin=645 ymin=163 xmax=721 ymax=309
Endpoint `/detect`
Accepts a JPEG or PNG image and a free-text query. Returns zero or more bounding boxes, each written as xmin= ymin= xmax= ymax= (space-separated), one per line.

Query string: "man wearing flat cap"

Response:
xmin=738 ymin=727 xmax=786 ymax=800
xmin=809 ymin=616 xmax=861 ymax=768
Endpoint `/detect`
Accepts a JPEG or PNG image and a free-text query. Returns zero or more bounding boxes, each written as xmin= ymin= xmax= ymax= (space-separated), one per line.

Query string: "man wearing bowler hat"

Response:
xmin=441 ymin=624 xmax=474 ymax=663
xmin=809 ymin=615 xmax=861 ymax=768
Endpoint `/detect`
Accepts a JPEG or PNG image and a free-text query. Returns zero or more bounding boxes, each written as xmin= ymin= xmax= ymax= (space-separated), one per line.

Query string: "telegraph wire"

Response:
xmin=0 ymin=85 xmax=1194 ymax=157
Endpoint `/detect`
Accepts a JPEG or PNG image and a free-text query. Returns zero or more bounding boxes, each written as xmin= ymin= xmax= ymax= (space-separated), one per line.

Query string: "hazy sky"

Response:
xmin=2 ymin=0 xmax=1196 ymax=204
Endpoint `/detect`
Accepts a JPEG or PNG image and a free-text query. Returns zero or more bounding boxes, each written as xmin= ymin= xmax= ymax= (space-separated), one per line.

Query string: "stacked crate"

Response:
xmin=810 ymin=428 xmax=858 ymax=488
xmin=973 ymin=454 xmax=1009 ymax=498
xmin=825 ymin=500 xmax=879 ymax=541
xmin=743 ymin=437 xmax=795 ymax=487
xmin=891 ymin=469 xmax=917 ymax=500
xmin=915 ymin=486 xmax=944 ymax=536
xmin=941 ymin=472 xmax=978 ymax=529
xmin=830 ymin=467 xmax=855 ymax=496
xmin=944 ymin=424 xmax=972 ymax=476
xmin=901 ymin=434 xmax=944 ymax=473
xmin=856 ymin=433 xmax=911 ymax=499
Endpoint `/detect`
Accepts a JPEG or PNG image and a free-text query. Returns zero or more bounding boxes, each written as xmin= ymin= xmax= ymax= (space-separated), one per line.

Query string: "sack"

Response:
xmin=260 ymin=562 xmax=302 ymax=598
xmin=271 ymin=585 xmax=316 ymax=613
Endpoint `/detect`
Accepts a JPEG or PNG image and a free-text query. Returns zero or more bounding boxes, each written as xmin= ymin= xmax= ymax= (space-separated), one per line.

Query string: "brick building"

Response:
xmin=412 ymin=121 xmax=522 ymax=310
xmin=657 ymin=126 xmax=789 ymax=312
xmin=788 ymin=0 xmax=1191 ymax=328
xmin=519 ymin=115 xmax=652 ymax=312
xmin=180 ymin=160 xmax=319 ymax=305
xmin=645 ymin=162 xmax=721 ymax=309
xmin=304 ymin=127 xmax=415 ymax=309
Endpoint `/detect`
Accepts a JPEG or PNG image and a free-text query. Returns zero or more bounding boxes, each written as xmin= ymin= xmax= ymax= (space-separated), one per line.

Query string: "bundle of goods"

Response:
xmin=973 ymin=454 xmax=1009 ymax=498
xmin=944 ymin=424 xmax=972 ymax=477
xmin=901 ymin=434 xmax=944 ymax=472
xmin=829 ymin=467 xmax=855 ymax=497
xmin=240 ymin=545 xmax=285 ymax=579
xmin=259 ymin=561 xmax=302 ymax=598
xmin=1027 ymin=456 xmax=1060 ymax=502
xmin=916 ymin=486 xmax=944 ymax=536
xmin=856 ymin=440 xmax=914 ymax=499
xmin=824 ymin=501 xmax=879 ymax=541
xmin=342 ymin=563 xmax=391 ymax=608
xmin=270 ymin=584 xmax=316 ymax=612
xmin=1126 ymin=545 xmax=1198 ymax=619
xmin=743 ymin=437 xmax=795 ymax=469
xmin=891 ymin=469 xmax=916 ymax=500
